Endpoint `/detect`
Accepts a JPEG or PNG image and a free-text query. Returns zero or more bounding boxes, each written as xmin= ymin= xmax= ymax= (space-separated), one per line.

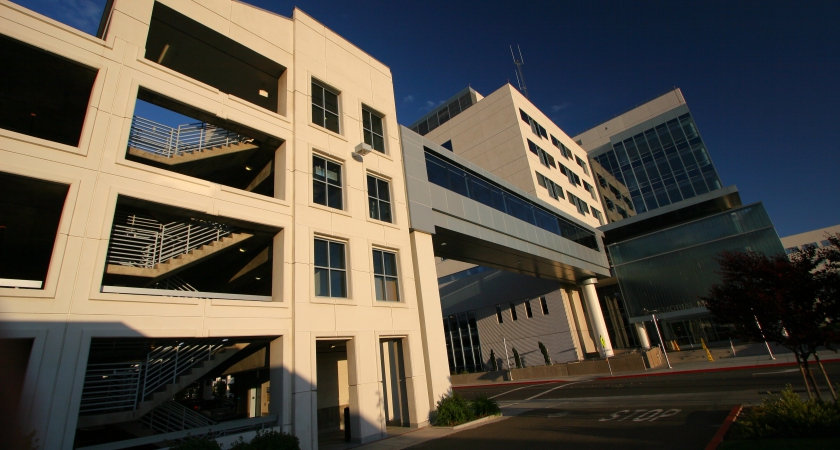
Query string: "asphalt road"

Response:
xmin=404 ymin=362 xmax=840 ymax=450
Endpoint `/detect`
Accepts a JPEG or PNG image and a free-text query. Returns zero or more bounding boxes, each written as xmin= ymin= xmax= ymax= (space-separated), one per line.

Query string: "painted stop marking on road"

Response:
xmin=599 ymin=409 xmax=681 ymax=422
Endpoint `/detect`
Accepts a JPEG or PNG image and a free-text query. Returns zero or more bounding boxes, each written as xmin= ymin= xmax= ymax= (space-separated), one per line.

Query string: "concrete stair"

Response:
xmin=76 ymin=343 xmax=249 ymax=428
xmin=106 ymin=232 xmax=253 ymax=281
xmin=127 ymin=141 xmax=258 ymax=166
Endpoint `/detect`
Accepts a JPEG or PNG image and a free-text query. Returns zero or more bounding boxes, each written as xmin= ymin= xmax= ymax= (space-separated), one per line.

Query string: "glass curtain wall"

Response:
xmin=593 ymin=113 xmax=722 ymax=214
xmin=442 ymin=311 xmax=483 ymax=373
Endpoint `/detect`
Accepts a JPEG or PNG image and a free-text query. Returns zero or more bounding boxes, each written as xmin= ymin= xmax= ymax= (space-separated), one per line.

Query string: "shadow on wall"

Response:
xmin=0 ymin=320 xmax=405 ymax=450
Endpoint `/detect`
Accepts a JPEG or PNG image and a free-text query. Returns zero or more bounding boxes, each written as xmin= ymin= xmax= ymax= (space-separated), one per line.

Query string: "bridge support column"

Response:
xmin=635 ymin=322 xmax=651 ymax=350
xmin=409 ymin=231 xmax=451 ymax=410
xmin=578 ymin=278 xmax=614 ymax=358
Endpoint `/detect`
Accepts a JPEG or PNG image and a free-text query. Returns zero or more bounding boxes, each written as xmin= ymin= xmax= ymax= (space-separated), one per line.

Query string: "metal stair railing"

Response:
xmin=138 ymin=341 xmax=226 ymax=404
xmin=139 ymin=401 xmax=216 ymax=434
xmin=78 ymin=340 xmax=229 ymax=415
xmin=107 ymin=211 xmax=235 ymax=269
xmin=128 ymin=116 xmax=254 ymax=158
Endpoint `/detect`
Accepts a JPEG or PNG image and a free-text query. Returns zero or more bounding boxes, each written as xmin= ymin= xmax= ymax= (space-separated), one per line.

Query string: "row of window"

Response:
xmin=312 ymin=155 xmax=394 ymax=224
xmin=495 ymin=297 xmax=549 ymax=323
xmin=520 ymin=109 xmax=547 ymax=139
xmin=443 ymin=311 xmax=483 ymax=373
xmin=425 ymin=150 xmax=599 ymax=250
xmin=594 ymin=113 xmax=722 ymax=213
xmin=311 ymin=81 xmax=387 ymax=153
xmin=785 ymin=240 xmax=833 ymax=254
xmin=314 ymin=238 xmax=400 ymax=301
xmin=604 ymin=197 xmax=629 ymax=219
xmin=410 ymin=92 xmax=475 ymax=136
xmin=551 ymin=135 xmax=574 ymax=160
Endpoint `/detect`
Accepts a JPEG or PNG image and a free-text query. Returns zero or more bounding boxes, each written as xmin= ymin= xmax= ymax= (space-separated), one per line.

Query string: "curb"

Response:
xmin=443 ymin=414 xmax=505 ymax=431
xmin=601 ymin=358 xmax=840 ymax=381
xmin=454 ymin=379 xmax=571 ymax=389
xmin=705 ymin=405 xmax=742 ymax=450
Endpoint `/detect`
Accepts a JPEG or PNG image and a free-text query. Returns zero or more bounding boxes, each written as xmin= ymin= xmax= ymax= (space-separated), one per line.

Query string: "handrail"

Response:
xmin=76 ymin=415 xmax=278 ymax=450
xmin=128 ymin=116 xmax=253 ymax=158
xmin=107 ymin=211 xmax=235 ymax=269
xmin=140 ymin=401 xmax=215 ymax=434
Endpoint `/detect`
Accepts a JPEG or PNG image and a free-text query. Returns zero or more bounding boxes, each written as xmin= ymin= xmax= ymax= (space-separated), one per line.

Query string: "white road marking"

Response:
xmin=524 ymin=380 xmax=592 ymax=401
xmin=488 ymin=382 xmax=555 ymax=400
xmin=753 ymin=369 xmax=799 ymax=376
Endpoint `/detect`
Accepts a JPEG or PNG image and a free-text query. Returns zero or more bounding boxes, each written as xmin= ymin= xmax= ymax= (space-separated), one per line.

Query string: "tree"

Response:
xmin=701 ymin=234 xmax=840 ymax=400
xmin=512 ymin=347 xmax=523 ymax=369
xmin=489 ymin=349 xmax=498 ymax=371
xmin=538 ymin=341 xmax=551 ymax=366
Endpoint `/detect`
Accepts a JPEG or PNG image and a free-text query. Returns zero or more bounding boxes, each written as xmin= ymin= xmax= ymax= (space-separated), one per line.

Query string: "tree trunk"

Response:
xmin=802 ymin=355 xmax=823 ymax=400
xmin=795 ymin=353 xmax=814 ymax=399
xmin=814 ymin=352 xmax=838 ymax=402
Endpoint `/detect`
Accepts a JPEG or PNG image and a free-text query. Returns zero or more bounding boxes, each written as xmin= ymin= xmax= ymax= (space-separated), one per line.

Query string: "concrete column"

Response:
xmin=634 ymin=322 xmax=651 ymax=350
xmin=578 ymin=278 xmax=614 ymax=358
xmin=409 ymin=231 xmax=452 ymax=410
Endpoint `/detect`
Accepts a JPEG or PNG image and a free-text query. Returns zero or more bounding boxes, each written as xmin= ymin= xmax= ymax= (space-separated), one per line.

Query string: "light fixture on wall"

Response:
xmin=352 ymin=142 xmax=373 ymax=158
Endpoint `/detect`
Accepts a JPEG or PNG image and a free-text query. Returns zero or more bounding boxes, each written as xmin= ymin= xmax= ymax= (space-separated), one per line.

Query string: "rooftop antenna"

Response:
xmin=510 ymin=45 xmax=529 ymax=99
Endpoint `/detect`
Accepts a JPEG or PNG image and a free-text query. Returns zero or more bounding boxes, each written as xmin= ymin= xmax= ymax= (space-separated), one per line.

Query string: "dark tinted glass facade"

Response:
xmin=593 ymin=113 xmax=722 ymax=214
xmin=609 ymin=203 xmax=784 ymax=319
xmin=443 ymin=311 xmax=483 ymax=373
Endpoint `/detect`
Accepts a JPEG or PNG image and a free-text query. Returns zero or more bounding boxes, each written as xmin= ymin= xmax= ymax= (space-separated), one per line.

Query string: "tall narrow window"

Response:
xmin=540 ymin=296 xmax=549 ymax=315
xmin=314 ymin=239 xmax=347 ymax=297
xmin=362 ymin=106 xmax=385 ymax=152
xmin=509 ymin=303 xmax=518 ymax=321
xmin=312 ymin=81 xmax=339 ymax=133
xmin=496 ymin=305 xmax=503 ymax=323
xmin=313 ymin=156 xmax=342 ymax=209
xmin=525 ymin=300 xmax=533 ymax=318
xmin=373 ymin=249 xmax=399 ymax=301
xmin=592 ymin=208 xmax=605 ymax=225
xmin=367 ymin=175 xmax=392 ymax=222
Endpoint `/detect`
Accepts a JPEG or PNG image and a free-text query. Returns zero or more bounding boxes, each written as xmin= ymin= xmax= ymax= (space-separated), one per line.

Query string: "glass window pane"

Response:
xmin=371 ymin=113 xmax=383 ymax=135
xmin=327 ymin=160 xmax=341 ymax=184
xmin=363 ymin=129 xmax=373 ymax=146
xmin=327 ymin=185 xmax=342 ymax=209
xmin=313 ymin=157 xmax=326 ymax=181
xmin=329 ymin=242 xmax=345 ymax=269
xmin=425 ymin=157 xmax=448 ymax=187
xmin=385 ymin=278 xmax=399 ymax=301
xmin=330 ymin=271 xmax=346 ymax=297
xmin=368 ymin=197 xmax=379 ymax=220
xmin=379 ymin=200 xmax=392 ymax=223
xmin=372 ymin=250 xmax=383 ymax=275
xmin=314 ymin=240 xmax=328 ymax=267
xmin=312 ymin=104 xmax=323 ymax=127
xmin=377 ymin=179 xmax=390 ymax=202
xmin=447 ymin=166 xmax=469 ymax=196
xmin=325 ymin=111 xmax=339 ymax=133
xmin=313 ymin=180 xmax=326 ymax=205
xmin=311 ymin=83 xmax=323 ymax=106
xmin=373 ymin=134 xmax=384 ymax=152
xmin=374 ymin=275 xmax=385 ymax=301
xmin=367 ymin=175 xmax=378 ymax=196
xmin=314 ymin=268 xmax=329 ymax=296
xmin=324 ymin=89 xmax=338 ymax=114
xmin=383 ymin=252 xmax=398 ymax=276
xmin=467 ymin=176 xmax=493 ymax=207
xmin=362 ymin=109 xmax=371 ymax=130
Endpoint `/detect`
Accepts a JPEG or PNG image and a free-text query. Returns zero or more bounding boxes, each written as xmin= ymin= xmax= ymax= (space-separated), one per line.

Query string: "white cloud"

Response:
xmin=551 ymin=102 xmax=571 ymax=112
xmin=403 ymin=95 xmax=414 ymax=103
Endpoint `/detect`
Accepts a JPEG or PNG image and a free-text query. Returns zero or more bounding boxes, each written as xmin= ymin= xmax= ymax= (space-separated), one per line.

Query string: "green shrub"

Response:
xmin=167 ymin=436 xmax=222 ymax=450
xmin=434 ymin=393 xmax=475 ymax=426
xmin=471 ymin=393 xmax=501 ymax=418
xmin=245 ymin=429 xmax=300 ymax=450
xmin=731 ymin=385 xmax=840 ymax=439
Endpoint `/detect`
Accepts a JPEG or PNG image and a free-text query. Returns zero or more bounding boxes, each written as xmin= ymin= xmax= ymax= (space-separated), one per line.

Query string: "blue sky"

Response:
xmin=13 ymin=0 xmax=840 ymax=237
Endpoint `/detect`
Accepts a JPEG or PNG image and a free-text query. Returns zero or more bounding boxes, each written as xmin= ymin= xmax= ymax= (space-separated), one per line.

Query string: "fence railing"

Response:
xmin=140 ymin=400 xmax=215 ymax=434
xmin=79 ymin=340 xmax=228 ymax=414
xmin=128 ymin=116 xmax=253 ymax=158
xmin=107 ymin=211 xmax=235 ymax=269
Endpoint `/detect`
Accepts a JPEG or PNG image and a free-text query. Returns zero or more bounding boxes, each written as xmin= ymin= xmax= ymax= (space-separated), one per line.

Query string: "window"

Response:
xmin=373 ymin=249 xmax=399 ymax=301
xmin=367 ymin=175 xmax=392 ymax=222
xmin=536 ymin=172 xmax=564 ymax=200
xmin=605 ymin=197 xmax=615 ymax=211
xmin=597 ymin=174 xmax=608 ymax=188
xmin=551 ymin=136 xmax=573 ymax=159
xmin=313 ymin=156 xmax=343 ymax=209
xmin=576 ymin=156 xmax=589 ymax=175
xmin=617 ymin=205 xmax=628 ymax=219
xmin=525 ymin=300 xmax=533 ymax=318
xmin=592 ymin=208 xmax=605 ymax=225
xmin=584 ymin=181 xmax=597 ymax=200
xmin=540 ymin=296 xmax=549 ymax=315
xmin=362 ymin=106 xmax=384 ymax=152
xmin=568 ymin=192 xmax=589 ymax=215
xmin=558 ymin=163 xmax=581 ymax=186
xmin=312 ymin=81 xmax=339 ymax=133
xmin=821 ymin=240 xmax=831 ymax=247
xmin=609 ymin=184 xmax=621 ymax=197
xmin=785 ymin=247 xmax=799 ymax=255
xmin=519 ymin=109 xmax=546 ymax=139
xmin=496 ymin=305 xmax=503 ymax=323
xmin=509 ymin=303 xmax=518 ymax=320
xmin=528 ymin=140 xmax=555 ymax=169
xmin=314 ymin=239 xmax=347 ymax=297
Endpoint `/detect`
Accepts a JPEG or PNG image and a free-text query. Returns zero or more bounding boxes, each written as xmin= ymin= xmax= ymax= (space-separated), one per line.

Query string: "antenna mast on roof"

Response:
xmin=510 ymin=45 xmax=529 ymax=99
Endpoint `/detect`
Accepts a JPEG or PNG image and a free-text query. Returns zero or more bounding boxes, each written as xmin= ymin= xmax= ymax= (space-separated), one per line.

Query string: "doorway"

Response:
xmin=315 ymin=340 xmax=350 ymax=436
xmin=380 ymin=339 xmax=409 ymax=427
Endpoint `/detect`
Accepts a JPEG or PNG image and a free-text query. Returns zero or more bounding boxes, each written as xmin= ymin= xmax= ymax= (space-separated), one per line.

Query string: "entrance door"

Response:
xmin=380 ymin=339 xmax=409 ymax=427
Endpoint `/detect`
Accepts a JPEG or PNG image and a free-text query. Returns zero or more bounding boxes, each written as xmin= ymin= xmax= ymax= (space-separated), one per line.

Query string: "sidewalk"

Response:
xmin=328 ymin=416 xmax=507 ymax=450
